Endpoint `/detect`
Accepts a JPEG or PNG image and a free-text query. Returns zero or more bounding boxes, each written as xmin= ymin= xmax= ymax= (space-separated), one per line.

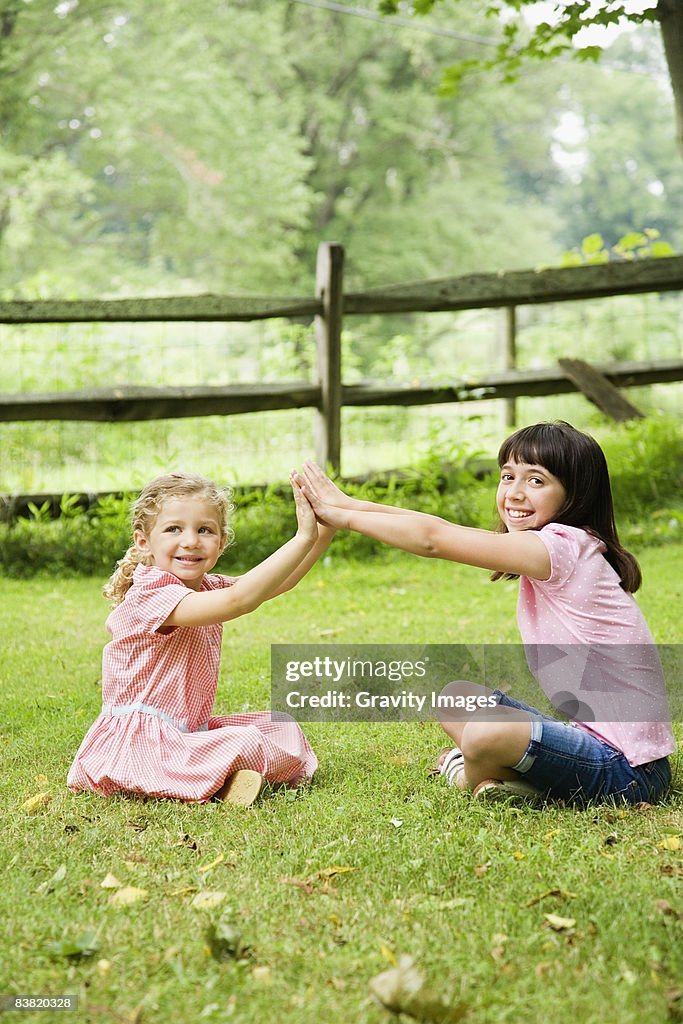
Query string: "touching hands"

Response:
xmin=292 ymin=463 xmax=351 ymax=531
xmin=300 ymin=461 xmax=357 ymax=510
xmin=290 ymin=471 xmax=318 ymax=544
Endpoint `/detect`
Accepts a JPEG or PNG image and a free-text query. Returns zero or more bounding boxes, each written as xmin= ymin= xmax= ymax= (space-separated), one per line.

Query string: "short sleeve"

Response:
xmin=124 ymin=566 xmax=194 ymax=633
xmin=533 ymin=524 xmax=581 ymax=588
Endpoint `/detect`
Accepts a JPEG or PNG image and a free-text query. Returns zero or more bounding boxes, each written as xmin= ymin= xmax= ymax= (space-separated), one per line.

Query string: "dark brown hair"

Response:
xmin=492 ymin=421 xmax=641 ymax=592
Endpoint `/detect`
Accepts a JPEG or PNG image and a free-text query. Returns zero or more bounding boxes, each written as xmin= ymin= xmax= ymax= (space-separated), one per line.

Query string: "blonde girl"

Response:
xmin=68 ymin=471 xmax=332 ymax=805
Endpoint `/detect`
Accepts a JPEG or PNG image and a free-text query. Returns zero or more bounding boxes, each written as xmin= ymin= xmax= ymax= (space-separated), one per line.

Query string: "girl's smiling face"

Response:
xmin=134 ymin=496 xmax=226 ymax=589
xmin=496 ymin=460 xmax=567 ymax=532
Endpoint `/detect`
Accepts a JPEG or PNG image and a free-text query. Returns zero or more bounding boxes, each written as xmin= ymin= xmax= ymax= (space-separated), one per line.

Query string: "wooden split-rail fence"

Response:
xmin=1 ymin=242 xmax=682 ymax=510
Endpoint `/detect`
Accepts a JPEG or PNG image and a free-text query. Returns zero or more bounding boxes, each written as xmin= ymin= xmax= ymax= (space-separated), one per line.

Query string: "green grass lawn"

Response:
xmin=1 ymin=547 xmax=681 ymax=1024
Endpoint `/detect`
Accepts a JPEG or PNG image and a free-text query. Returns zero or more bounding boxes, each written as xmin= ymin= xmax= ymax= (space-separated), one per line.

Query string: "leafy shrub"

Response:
xmin=0 ymin=416 xmax=679 ymax=578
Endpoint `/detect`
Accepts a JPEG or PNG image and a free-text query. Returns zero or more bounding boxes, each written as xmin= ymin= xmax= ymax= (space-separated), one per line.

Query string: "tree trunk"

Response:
xmin=658 ymin=0 xmax=683 ymax=152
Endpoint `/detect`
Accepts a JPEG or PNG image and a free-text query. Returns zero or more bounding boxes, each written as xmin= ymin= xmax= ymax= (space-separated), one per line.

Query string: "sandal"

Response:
xmin=431 ymin=746 xmax=465 ymax=786
xmin=471 ymin=778 xmax=544 ymax=804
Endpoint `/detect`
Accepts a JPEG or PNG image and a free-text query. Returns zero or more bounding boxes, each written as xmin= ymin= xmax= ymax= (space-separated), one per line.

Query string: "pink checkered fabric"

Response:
xmin=67 ymin=565 xmax=317 ymax=801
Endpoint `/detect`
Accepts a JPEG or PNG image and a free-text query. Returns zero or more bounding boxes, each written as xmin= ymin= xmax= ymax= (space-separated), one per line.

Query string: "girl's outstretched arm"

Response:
xmin=301 ymin=461 xmax=430 ymax=518
xmin=300 ymin=476 xmax=551 ymax=581
xmin=163 ymin=479 xmax=320 ymax=627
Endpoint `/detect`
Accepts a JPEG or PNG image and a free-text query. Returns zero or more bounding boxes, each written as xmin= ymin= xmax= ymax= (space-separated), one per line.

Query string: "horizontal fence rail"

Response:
xmin=2 ymin=254 xmax=683 ymax=323
xmin=0 ymin=359 xmax=680 ymax=423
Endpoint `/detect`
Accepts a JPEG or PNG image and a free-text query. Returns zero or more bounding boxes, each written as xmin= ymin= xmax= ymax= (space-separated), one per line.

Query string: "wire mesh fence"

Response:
xmin=1 ymin=290 xmax=681 ymax=496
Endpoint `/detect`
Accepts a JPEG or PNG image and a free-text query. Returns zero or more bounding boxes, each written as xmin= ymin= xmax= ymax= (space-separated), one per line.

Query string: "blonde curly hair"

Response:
xmin=103 ymin=473 xmax=234 ymax=606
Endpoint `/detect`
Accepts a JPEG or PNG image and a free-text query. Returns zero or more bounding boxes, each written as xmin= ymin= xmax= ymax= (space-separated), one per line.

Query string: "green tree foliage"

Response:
xmin=1 ymin=0 xmax=680 ymax=300
xmin=1 ymin=0 xmax=314 ymax=295
xmin=376 ymin=0 xmax=683 ymax=154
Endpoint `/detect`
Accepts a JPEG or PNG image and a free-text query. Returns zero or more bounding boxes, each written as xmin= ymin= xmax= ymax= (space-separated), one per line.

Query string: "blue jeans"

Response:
xmin=494 ymin=691 xmax=672 ymax=805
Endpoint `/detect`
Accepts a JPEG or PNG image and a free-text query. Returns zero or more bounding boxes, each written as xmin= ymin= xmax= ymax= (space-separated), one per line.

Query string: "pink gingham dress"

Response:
xmin=67 ymin=564 xmax=318 ymax=801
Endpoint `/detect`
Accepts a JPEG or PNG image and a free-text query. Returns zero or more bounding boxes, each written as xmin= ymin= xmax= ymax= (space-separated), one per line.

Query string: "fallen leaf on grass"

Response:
xmin=206 ymin=914 xmax=246 ymax=961
xmin=665 ymin=987 xmax=683 ymax=1019
xmin=657 ymin=836 xmax=681 ymax=852
xmin=390 ymin=819 xmax=404 ymax=829
xmin=35 ymin=864 xmax=66 ymax=895
xmin=46 ymin=930 xmax=100 ymax=959
xmin=191 ymin=891 xmax=227 ymax=910
xmin=660 ymin=864 xmax=683 ymax=878
xmin=326 ymin=977 xmax=346 ymax=991
xmin=282 ymin=878 xmax=315 ymax=895
xmin=316 ymin=866 xmax=357 ymax=881
xmin=526 ymin=888 xmax=577 ymax=908
xmin=110 ymin=886 xmax=148 ymax=906
xmin=369 ymin=955 xmax=468 ymax=1023
xmin=282 ymin=866 xmax=356 ymax=896
xmin=21 ymin=792 xmax=52 ymax=814
xmin=473 ymin=863 xmax=490 ymax=878
xmin=123 ymin=852 xmax=149 ymax=864
xmin=199 ymin=853 xmax=225 ymax=874
xmin=654 ymin=899 xmax=683 ymax=920
xmin=252 ymin=965 xmax=272 ymax=986
xmin=100 ymin=873 xmax=122 ymax=889
xmin=543 ymin=914 xmax=576 ymax=932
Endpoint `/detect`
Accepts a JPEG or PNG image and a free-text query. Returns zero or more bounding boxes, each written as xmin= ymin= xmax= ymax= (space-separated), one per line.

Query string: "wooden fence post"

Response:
xmin=314 ymin=241 xmax=344 ymax=473
xmin=501 ymin=304 xmax=517 ymax=428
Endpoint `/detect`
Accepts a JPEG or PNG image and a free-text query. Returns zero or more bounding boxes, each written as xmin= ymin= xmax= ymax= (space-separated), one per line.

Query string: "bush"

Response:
xmin=0 ymin=415 xmax=680 ymax=578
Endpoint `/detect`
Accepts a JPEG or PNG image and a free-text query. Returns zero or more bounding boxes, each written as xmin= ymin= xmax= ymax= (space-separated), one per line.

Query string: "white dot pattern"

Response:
xmin=517 ymin=523 xmax=675 ymax=766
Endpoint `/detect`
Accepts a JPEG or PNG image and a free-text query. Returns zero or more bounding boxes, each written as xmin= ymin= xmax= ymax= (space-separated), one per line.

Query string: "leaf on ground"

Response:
xmin=526 ymin=888 xmax=576 ymax=908
xmin=512 ymin=851 xmax=525 ymax=861
xmin=109 ymin=886 xmax=148 ymax=906
xmin=100 ymin=873 xmax=122 ymax=889
xmin=390 ymin=819 xmax=404 ymax=828
xmin=252 ymin=965 xmax=272 ymax=986
xmin=369 ymin=955 xmax=426 ymax=1013
xmin=660 ymin=864 xmax=683 ymax=878
xmin=282 ymin=866 xmax=356 ymax=896
xmin=206 ymin=914 xmax=245 ymax=961
xmin=199 ymin=853 xmax=225 ymax=874
xmin=21 ymin=791 xmax=52 ymax=814
xmin=654 ymin=899 xmax=683 ymax=921
xmin=191 ymin=890 xmax=227 ymax=910
xmin=123 ymin=852 xmax=149 ymax=864
xmin=35 ymin=863 xmax=67 ymax=895
xmin=175 ymin=833 xmax=201 ymax=851
xmin=46 ymin=930 xmax=100 ymax=959
xmin=473 ymin=863 xmax=490 ymax=878
xmin=35 ymin=773 xmax=49 ymax=786
xmin=282 ymin=877 xmax=315 ymax=895
xmin=657 ymin=835 xmax=681 ymax=851
xmin=543 ymin=913 xmax=576 ymax=932
xmin=369 ymin=955 xmax=468 ymax=1023
xmin=316 ymin=866 xmax=357 ymax=880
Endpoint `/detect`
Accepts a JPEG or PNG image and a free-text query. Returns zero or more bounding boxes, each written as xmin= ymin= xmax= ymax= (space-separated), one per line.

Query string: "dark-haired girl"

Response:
xmin=297 ymin=422 xmax=674 ymax=805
